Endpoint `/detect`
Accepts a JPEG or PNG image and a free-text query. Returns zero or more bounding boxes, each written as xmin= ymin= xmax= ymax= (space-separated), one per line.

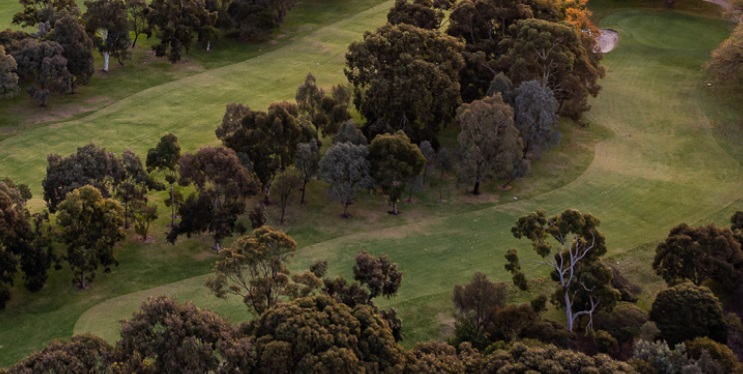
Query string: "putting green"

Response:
xmin=71 ymin=7 xmax=743 ymax=345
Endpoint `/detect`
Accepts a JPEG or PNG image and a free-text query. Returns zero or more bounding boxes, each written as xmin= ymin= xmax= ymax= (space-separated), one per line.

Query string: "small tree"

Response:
xmin=13 ymin=0 xmax=80 ymax=35
xmin=294 ymin=139 xmax=319 ymax=204
xmin=512 ymin=80 xmax=561 ymax=158
xmin=131 ymin=201 xmax=157 ymax=240
xmin=333 ymin=120 xmax=367 ymax=145
xmin=452 ymin=272 xmax=508 ymax=348
xmin=52 ymin=14 xmax=95 ymax=93
xmin=146 ymin=132 xmax=181 ymax=227
xmin=318 ymin=142 xmax=372 ymax=218
xmin=295 ymin=72 xmax=326 ymax=132
xmin=83 ymin=0 xmax=131 ymax=72
xmin=11 ymin=334 xmax=112 ymax=373
xmin=56 ymin=185 xmax=125 ymax=289
xmin=456 ymin=95 xmax=523 ymax=194
xmin=510 ymin=209 xmax=620 ymax=331
xmin=13 ymin=38 xmax=70 ymax=107
xmin=368 ymin=131 xmax=425 ymax=214
xmin=146 ymin=0 xmax=217 ymax=63
xmin=650 ymin=283 xmax=728 ymax=345
xmin=273 ymin=170 xmax=300 ymax=224
xmin=125 ymin=0 xmax=148 ymax=48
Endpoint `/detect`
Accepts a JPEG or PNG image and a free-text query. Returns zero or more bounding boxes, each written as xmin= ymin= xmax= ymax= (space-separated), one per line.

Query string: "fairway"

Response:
xmin=0 ymin=0 xmax=742 ymax=365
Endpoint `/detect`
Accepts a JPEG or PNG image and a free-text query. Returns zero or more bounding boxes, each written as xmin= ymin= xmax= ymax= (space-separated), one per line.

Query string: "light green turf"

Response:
xmin=72 ymin=7 xmax=743 ymax=346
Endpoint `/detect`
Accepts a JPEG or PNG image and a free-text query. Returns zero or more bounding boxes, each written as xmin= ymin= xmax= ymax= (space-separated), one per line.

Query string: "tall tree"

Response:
xmin=116 ymin=149 xmax=159 ymax=229
xmin=146 ymin=132 xmax=181 ymax=227
xmin=652 ymin=223 xmax=743 ymax=291
xmin=125 ymin=0 xmax=148 ymax=48
xmin=513 ymin=80 xmax=560 ymax=158
xmin=295 ymin=72 xmax=325 ymax=132
xmin=368 ymin=131 xmax=425 ymax=214
xmin=12 ymin=38 xmax=70 ymax=107
xmin=294 ymin=139 xmax=319 ymax=204
xmin=273 ymin=170 xmax=300 ymax=224
xmin=56 ymin=185 xmax=125 ymax=289
xmin=227 ymin=0 xmax=296 ymax=41
xmin=0 ymin=46 xmax=19 ymax=99
xmin=146 ymin=0 xmax=217 ymax=63
xmin=510 ymin=209 xmax=620 ymax=331
xmin=216 ymin=101 xmax=316 ymax=203
xmin=456 ymin=95 xmax=523 ymax=194
xmin=168 ymin=146 xmax=259 ymax=250
xmin=387 ymin=0 xmax=443 ymax=30
xmin=318 ymin=142 xmax=372 ymax=218
xmin=52 ymin=14 xmax=95 ymax=93
xmin=497 ymin=18 xmax=603 ymax=120
xmin=12 ymin=0 xmax=80 ymax=35
xmin=42 ymin=143 xmax=126 ymax=212
xmin=345 ymin=23 xmax=464 ymax=144
xmin=83 ymin=0 xmax=131 ymax=72
xmin=206 ymin=226 xmax=318 ymax=315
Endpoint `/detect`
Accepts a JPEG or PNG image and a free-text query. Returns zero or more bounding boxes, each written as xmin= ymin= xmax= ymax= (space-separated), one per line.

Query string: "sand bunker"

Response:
xmin=598 ymin=29 xmax=619 ymax=53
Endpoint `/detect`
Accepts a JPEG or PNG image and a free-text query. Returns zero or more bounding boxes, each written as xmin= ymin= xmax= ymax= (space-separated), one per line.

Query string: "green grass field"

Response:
xmin=1 ymin=0 xmax=743 ymax=367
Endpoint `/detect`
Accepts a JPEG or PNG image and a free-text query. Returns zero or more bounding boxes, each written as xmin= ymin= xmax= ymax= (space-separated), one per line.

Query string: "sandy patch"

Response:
xmin=704 ymin=0 xmax=733 ymax=10
xmin=598 ymin=29 xmax=619 ymax=53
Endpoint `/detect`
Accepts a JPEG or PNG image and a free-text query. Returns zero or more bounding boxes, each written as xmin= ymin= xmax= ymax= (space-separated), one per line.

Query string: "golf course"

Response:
xmin=0 ymin=0 xmax=742 ymax=367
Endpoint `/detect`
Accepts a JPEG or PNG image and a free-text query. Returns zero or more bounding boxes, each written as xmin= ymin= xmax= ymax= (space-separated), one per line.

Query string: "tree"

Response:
xmin=9 ymin=334 xmax=113 ymax=373
xmin=206 ymin=226 xmax=318 ymax=315
xmin=510 ymin=209 xmax=620 ymax=331
xmin=320 ymin=84 xmax=352 ymax=137
xmin=485 ymin=342 xmax=634 ymax=373
xmin=146 ymin=0 xmax=217 ymax=63
xmin=0 ymin=46 xmax=19 ymax=99
xmin=125 ymin=0 xmax=148 ymax=48
xmin=116 ymin=149 xmax=157 ymax=229
xmin=650 ymin=283 xmax=728 ymax=345
xmin=368 ymin=131 xmax=425 ymax=214
xmin=352 ymin=251 xmax=403 ymax=303
xmin=113 ymin=295 xmax=254 ymax=373
xmin=706 ymin=22 xmax=743 ymax=85
xmin=387 ymin=0 xmax=443 ymax=30
xmin=227 ymin=0 xmax=296 ymax=41
xmin=56 ymin=185 xmax=125 ymax=289
xmin=513 ymin=80 xmax=561 ymax=158
xmin=456 ymin=95 xmax=523 ymax=195
xmin=83 ymin=0 xmax=131 ymax=72
xmin=52 ymin=14 xmax=95 ymax=93
xmin=146 ymin=132 xmax=181 ymax=227
xmin=653 ymin=223 xmax=743 ymax=291
xmin=405 ymin=341 xmax=467 ymax=373
xmin=250 ymin=295 xmax=405 ymax=372
xmin=12 ymin=0 xmax=80 ymax=35
xmin=451 ymin=272 xmax=508 ymax=348
xmin=216 ymin=101 xmax=316 ymax=203
xmin=318 ymin=142 xmax=372 ymax=218
xmin=345 ymin=23 xmax=464 ymax=144
xmin=168 ymin=147 xmax=258 ymax=250
xmin=12 ymin=38 xmax=70 ymax=107
xmin=131 ymin=201 xmax=157 ymax=240
xmin=295 ymin=72 xmax=325 ymax=132
xmin=42 ymin=143 xmax=126 ymax=212
xmin=498 ymin=18 xmax=604 ymax=120
xmin=333 ymin=120 xmax=367 ymax=145
xmin=294 ymin=139 xmax=319 ymax=204
xmin=273 ymin=170 xmax=300 ymax=224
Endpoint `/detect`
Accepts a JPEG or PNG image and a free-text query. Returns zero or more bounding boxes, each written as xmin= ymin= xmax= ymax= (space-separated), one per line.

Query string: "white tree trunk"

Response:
xmin=103 ymin=52 xmax=110 ymax=72
xmin=206 ymin=40 xmax=211 ymax=52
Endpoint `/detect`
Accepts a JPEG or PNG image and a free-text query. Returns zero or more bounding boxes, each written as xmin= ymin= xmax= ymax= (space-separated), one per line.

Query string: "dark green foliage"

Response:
xmin=217 ymin=101 xmax=316 ymax=202
xmin=295 ymin=72 xmax=325 ymax=132
xmin=512 ymin=80 xmax=560 ymax=158
xmin=125 ymin=0 xmax=148 ymax=48
xmin=56 ymin=185 xmax=125 ymax=289
xmin=42 ymin=143 xmax=126 ymax=213
xmin=387 ymin=0 xmax=443 ymax=30
xmin=353 ymin=251 xmax=403 ymax=302
xmin=653 ymin=223 xmax=743 ymax=291
xmin=146 ymin=133 xmax=181 ymax=228
xmin=12 ymin=38 xmax=70 ymax=107
xmin=609 ymin=263 xmax=642 ymax=303
xmin=51 ymin=14 xmax=95 ymax=93
xmin=12 ymin=0 xmax=80 ymax=32
xmin=227 ymin=0 xmax=296 ymax=41
xmin=334 ymin=120 xmax=367 ymax=145
xmin=345 ymin=23 xmax=464 ymax=144
xmin=368 ymin=131 xmax=426 ymax=214
xmin=504 ymin=248 xmax=528 ymax=290
xmin=146 ymin=0 xmax=217 ymax=63
xmin=451 ymin=272 xmax=508 ymax=349
xmin=487 ymin=73 xmax=513 ymax=103
xmin=318 ymin=142 xmax=372 ymax=217
xmin=250 ymin=295 xmax=405 ymax=372
xmin=0 ymin=46 xmax=19 ymax=99
xmin=593 ymin=302 xmax=647 ymax=347
xmin=294 ymin=139 xmax=319 ymax=204
xmin=511 ymin=209 xmax=620 ymax=331
xmin=650 ymin=283 xmax=728 ymax=345
xmin=456 ymin=95 xmax=523 ymax=195
xmin=273 ymin=170 xmax=300 ymax=224
xmin=498 ymin=18 xmax=603 ymax=120
xmin=112 ymin=295 xmax=254 ymax=373
xmin=484 ymin=342 xmax=634 ymax=373
xmin=83 ymin=0 xmax=132 ymax=71
xmin=116 ymin=149 xmax=158 ymax=229
xmin=8 ymin=334 xmax=112 ymax=373
xmin=168 ymin=147 xmax=259 ymax=250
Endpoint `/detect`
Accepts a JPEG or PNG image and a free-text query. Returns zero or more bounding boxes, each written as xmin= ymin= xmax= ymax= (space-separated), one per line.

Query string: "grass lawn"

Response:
xmin=1 ymin=0 xmax=743 ymax=367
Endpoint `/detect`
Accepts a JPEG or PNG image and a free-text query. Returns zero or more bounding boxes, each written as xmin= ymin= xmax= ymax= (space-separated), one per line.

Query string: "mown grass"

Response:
xmin=1 ymin=0 xmax=743 ymax=367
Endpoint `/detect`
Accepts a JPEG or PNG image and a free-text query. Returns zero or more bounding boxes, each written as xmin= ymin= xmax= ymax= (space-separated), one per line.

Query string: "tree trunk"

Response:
xmin=213 ymin=239 xmax=221 ymax=252
xmin=206 ymin=40 xmax=211 ymax=52
xmin=103 ymin=51 xmax=110 ymax=72
xmin=565 ymin=290 xmax=574 ymax=331
xmin=300 ymin=180 xmax=307 ymax=204
xmin=132 ymin=34 xmax=139 ymax=48
xmin=124 ymin=203 xmax=130 ymax=229
xmin=170 ymin=183 xmax=176 ymax=228
xmin=391 ymin=200 xmax=399 ymax=215
xmin=280 ymin=202 xmax=287 ymax=224
xmin=472 ymin=181 xmax=481 ymax=195
xmin=79 ymin=271 xmax=86 ymax=289
xmin=342 ymin=201 xmax=350 ymax=218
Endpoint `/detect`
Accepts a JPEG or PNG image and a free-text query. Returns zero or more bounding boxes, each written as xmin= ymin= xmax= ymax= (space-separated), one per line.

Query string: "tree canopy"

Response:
xmin=368 ymin=131 xmax=425 ymax=214
xmin=650 ymin=283 xmax=728 ymax=345
xmin=0 ymin=46 xmax=19 ymax=99
xmin=318 ymin=142 xmax=372 ymax=217
xmin=83 ymin=0 xmax=131 ymax=72
xmin=146 ymin=0 xmax=217 ymax=63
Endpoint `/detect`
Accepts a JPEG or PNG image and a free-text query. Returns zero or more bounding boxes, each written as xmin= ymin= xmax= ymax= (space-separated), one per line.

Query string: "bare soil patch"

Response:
xmin=598 ymin=29 xmax=619 ymax=53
